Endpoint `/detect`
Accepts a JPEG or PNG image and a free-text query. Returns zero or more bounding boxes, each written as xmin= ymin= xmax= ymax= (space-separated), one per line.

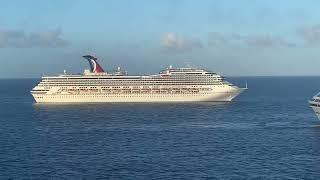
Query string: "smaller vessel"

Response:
xmin=309 ymin=92 xmax=320 ymax=120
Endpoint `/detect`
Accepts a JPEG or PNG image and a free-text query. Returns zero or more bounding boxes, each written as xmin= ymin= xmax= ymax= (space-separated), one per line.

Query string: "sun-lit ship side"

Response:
xmin=31 ymin=55 xmax=247 ymax=103
xmin=309 ymin=92 xmax=320 ymax=120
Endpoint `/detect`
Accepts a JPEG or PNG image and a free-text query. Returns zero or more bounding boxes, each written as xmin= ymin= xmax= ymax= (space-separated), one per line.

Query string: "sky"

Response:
xmin=1 ymin=0 xmax=320 ymax=78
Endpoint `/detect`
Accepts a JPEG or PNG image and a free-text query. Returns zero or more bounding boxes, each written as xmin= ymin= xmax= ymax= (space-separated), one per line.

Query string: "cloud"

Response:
xmin=207 ymin=32 xmax=229 ymax=46
xmin=0 ymin=28 xmax=69 ymax=48
xmin=297 ymin=25 xmax=320 ymax=45
xmin=161 ymin=32 xmax=202 ymax=52
xmin=232 ymin=34 xmax=296 ymax=47
xmin=207 ymin=32 xmax=295 ymax=48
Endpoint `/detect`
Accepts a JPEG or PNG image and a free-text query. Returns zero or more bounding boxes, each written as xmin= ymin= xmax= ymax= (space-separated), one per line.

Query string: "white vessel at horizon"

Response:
xmin=31 ymin=55 xmax=246 ymax=103
xmin=309 ymin=92 xmax=320 ymax=120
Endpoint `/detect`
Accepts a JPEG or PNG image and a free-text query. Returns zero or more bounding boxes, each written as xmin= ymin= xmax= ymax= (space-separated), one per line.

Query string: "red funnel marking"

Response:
xmin=83 ymin=55 xmax=105 ymax=73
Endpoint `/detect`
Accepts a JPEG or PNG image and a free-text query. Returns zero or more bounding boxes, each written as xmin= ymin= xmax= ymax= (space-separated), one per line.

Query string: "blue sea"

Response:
xmin=1 ymin=77 xmax=320 ymax=179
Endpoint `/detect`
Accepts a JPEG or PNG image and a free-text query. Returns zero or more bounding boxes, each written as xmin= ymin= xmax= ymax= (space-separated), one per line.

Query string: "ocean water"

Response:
xmin=1 ymin=77 xmax=320 ymax=179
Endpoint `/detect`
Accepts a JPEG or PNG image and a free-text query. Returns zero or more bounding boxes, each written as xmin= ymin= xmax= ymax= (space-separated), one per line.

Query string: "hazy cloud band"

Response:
xmin=0 ymin=28 xmax=69 ymax=48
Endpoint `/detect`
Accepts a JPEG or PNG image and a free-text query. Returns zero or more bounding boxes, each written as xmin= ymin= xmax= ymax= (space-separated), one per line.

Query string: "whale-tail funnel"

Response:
xmin=82 ymin=55 xmax=104 ymax=73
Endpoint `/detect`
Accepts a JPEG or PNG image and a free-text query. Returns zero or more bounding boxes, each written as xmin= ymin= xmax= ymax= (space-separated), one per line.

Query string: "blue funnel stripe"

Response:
xmin=83 ymin=55 xmax=96 ymax=72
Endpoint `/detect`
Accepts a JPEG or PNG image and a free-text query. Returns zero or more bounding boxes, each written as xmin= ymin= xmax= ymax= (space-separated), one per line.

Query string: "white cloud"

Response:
xmin=207 ymin=32 xmax=295 ymax=48
xmin=233 ymin=34 xmax=296 ymax=47
xmin=207 ymin=32 xmax=229 ymax=46
xmin=298 ymin=25 xmax=320 ymax=45
xmin=161 ymin=32 xmax=202 ymax=52
xmin=0 ymin=28 xmax=69 ymax=48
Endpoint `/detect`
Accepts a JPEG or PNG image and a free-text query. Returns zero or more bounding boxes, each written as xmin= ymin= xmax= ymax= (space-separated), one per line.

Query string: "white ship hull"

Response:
xmin=31 ymin=55 xmax=247 ymax=104
xmin=311 ymin=105 xmax=320 ymax=120
xmin=309 ymin=91 xmax=320 ymax=120
xmin=32 ymin=87 xmax=245 ymax=103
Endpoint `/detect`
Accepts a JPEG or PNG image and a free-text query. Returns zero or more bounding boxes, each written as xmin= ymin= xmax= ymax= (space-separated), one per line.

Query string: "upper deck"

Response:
xmin=160 ymin=67 xmax=217 ymax=75
xmin=42 ymin=66 xmax=221 ymax=80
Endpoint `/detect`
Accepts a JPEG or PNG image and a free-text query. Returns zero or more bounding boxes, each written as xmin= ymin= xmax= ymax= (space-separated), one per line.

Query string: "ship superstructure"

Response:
xmin=31 ymin=55 xmax=246 ymax=103
xmin=309 ymin=92 xmax=320 ymax=120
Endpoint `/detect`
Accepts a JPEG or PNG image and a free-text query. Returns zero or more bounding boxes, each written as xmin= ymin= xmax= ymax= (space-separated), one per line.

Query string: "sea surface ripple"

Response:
xmin=1 ymin=77 xmax=320 ymax=179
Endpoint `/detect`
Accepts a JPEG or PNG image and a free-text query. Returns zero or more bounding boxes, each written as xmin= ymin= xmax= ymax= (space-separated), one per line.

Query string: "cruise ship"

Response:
xmin=31 ymin=55 xmax=247 ymax=103
xmin=309 ymin=92 xmax=320 ymax=120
